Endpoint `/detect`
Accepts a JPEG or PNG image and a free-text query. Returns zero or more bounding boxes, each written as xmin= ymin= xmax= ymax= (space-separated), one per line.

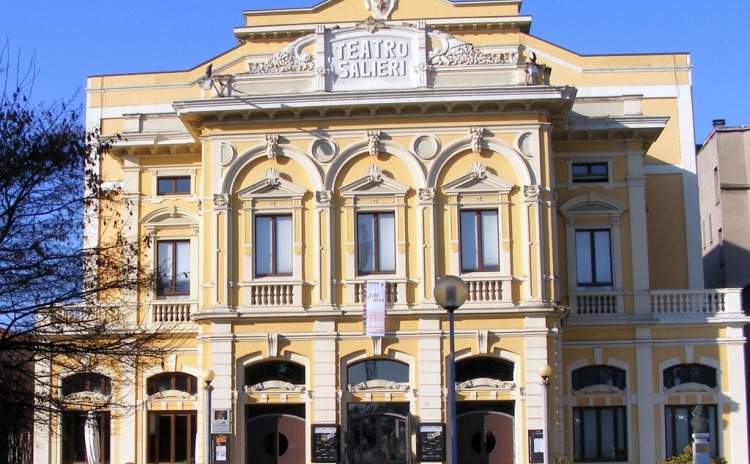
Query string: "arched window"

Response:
xmin=147 ymin=372 xmax=198 ymax=395
xmin=347 ymin=359 xmax=409 ymax=385
xmin=456 ymin=357 xmax=513 ymax=383
xmin=62 ymin=373 xmax=112 ymax=396
xmin=663 ymin=363 xmax=717 ymax=389
xmin=572 ymin=365 xmax=626 ymax=391
xmin=571 ymin=366 xmax=628 ymax=462
xmin=245 ymin=360 xmax=305 ymax=386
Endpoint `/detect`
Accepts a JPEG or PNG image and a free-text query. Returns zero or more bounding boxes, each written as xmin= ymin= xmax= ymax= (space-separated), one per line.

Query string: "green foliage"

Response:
xmin=550 ymin=453 xmax=574 ymax=464
xmin=657 ymin=445 xmax=727 ymax=464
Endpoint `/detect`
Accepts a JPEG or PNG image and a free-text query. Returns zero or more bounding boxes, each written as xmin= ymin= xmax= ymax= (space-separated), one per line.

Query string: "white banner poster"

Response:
xmin=365 ymin=280 xmax=386 ymax=337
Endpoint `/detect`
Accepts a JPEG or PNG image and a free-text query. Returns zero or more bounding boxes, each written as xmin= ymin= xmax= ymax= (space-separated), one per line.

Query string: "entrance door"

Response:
xmin=348 ymin=403 xmax=409 ymax=464
xmin=457 ymin=411 xmax=514 ymax=464
xmin=246 ymin=409 xmax=305 ymax=464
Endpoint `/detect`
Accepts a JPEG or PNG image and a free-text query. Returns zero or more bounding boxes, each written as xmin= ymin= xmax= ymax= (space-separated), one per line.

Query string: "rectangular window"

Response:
xmin=357 ymin=212 xmax=395 ymax=274
xmin=460 ymin=210 xmax=500 ymax=272
xmin=157 ymin=240 xmax=191 ymax=296
xmin=148 ymin=411 xmax=197 ymax=464
xmin=255 ymin=215 xmax=293 ymax=276
xmin=575 ymin=229 xmax=612 ymax=286
xmin=572 ymin=162 xmax=609 ymax=183
xmin=665 ymin=404 xmax=717 ymax=458
xmin=573 ymin=406 xmax=627 ymax=461
xmin=157 ymin=176 xmax=191 ymax=195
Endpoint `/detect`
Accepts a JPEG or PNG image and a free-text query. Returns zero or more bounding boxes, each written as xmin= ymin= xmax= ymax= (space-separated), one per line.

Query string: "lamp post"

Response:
xmin=538 ymin=364 xmax=552 ymax=464
xmin=434 ymin=275 xmax=468 ymax=464
xmin=203 ymin=368 xmax=215 ymax=464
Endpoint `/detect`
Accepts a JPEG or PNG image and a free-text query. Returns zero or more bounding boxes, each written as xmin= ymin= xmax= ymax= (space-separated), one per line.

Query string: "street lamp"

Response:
xmin=434 ymin=275 xmax=468 ymax=464
xmin=203 ymin=368 xmax=215 ymax=464
xmin=538 ymin=364 xmax=552 ymax=464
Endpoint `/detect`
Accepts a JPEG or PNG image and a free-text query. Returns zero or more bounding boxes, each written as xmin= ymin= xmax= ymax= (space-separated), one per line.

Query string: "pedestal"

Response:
xmin=692 ymin=432 xmax=710 ymax=464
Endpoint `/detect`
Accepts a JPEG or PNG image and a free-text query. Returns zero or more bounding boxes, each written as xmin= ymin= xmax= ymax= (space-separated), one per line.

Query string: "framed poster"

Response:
xmin=311 ymin=424 xmax=340 ymax=462
xmin=417 ymin=423 xmax=445 ymax=462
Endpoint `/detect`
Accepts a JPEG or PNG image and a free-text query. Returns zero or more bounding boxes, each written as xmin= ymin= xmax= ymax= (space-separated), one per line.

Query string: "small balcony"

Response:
xmin=568 ymin=289 xmax=743 ymax=319
xmin=149 ymin=300 xmax=195 ymax=324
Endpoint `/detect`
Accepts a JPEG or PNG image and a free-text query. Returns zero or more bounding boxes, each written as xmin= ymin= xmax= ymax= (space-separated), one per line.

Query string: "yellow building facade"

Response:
xmin=36 ymin=1 xmax=749 ymax=463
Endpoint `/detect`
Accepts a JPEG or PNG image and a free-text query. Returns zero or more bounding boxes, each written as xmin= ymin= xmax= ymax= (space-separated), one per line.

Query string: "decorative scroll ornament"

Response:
xmin=148 ymin=390 xmax=198 ymax=401
xmin=348 ymin=379 xmax=409 ymax=392
xmin=265 ymin=134 xmax=279 ymax=159
xmin=429 ymin=31 xmax=518 ymax=66
xmin=470 ymin=127 xmax=484 ymax=153
xmin=247 ymin=35 xmax=315 ymax=74
xmin=366 ymin=165 xmax=384 ymax=183
xmin=365 ymin=0 xmax=396 ymax=21
xmin=367 ymin=130 xmax=381 ymax=156
xmin=245 ymin=381 xmax=305 ymax=393
xmin=265 ymin=168 xmax=281 ymax=186
xmin=469 ymin=161 xmax=487 ymax=180
xmin=456 ymin=378 xmax=516 ymax=391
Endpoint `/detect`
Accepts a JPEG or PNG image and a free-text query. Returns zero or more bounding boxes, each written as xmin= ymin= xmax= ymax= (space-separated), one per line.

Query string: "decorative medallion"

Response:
xmin=365 ymin=0 xmax=396 ymax=21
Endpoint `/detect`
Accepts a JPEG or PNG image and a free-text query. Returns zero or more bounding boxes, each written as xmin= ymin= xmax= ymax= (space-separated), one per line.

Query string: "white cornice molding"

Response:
xmin=173 ymin=85 xmax=576 ymax=115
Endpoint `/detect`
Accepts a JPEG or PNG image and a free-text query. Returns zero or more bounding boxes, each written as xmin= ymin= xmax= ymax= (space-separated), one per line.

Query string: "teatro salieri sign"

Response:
xmin=243 ymin=0 xmax=520 ymax=93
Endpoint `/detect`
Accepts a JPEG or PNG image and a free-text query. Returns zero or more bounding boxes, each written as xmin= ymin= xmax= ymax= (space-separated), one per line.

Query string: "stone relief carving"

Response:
xmin=147 ymin=389 xmax=198 ymax=401
xmin=366 ymin=130 xmax=381 ymax=156
xmin=265 ymin=168 xmax=281 ymax=186
xmin=470 ymin=127 xmax=484 ymax=153
xmin=348 ymin=379 xmax=409 ymax=392
xmin=247 ymin=35 xmax=315 ymax=74
xmin=456 ymin=378 xmax=516 ymax=391
xmin=265 ymin=134 xmax=279 ymax=159
xmin=418 ymin=188 xmax=435 ymax=204
xmin=213 ymin=193 xmax=230 ymax=209
xmin=429 ymin=31 xmax=518 ymax=66
xmin=245 ymin=381 xmax=306 ymax=393
xmin=523 ymin=185 xmax=541 ymax=201
xmin=469 ymin=161 xmax=487 ymax=180
xmin=315 ymin=190 xmax=333 ymax=205
xmin=366 ymin=165 xmax=384 ymax=183
xmin=365 ymin=0 xmax=396 ymax=21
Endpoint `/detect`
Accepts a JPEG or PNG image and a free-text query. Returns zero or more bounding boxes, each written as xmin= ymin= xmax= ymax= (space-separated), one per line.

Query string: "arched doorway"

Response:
xmin=457 ymin=410 xmax=514 ymax=464
xmin=455 ymin=357 xmax=516 ymax=464
xmin=246 ymin=406 xmax=305 ymax=464
xmin=346 ymin=358 xmax=411 ymax=464
xmin=348 ymin=405 xmax=409 ymax=464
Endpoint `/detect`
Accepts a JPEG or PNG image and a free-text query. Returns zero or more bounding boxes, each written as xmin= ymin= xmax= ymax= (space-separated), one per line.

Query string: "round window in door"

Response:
xmin=348 ymin=403 xmax=409 ymax=464
xmin=456 ymin=407 xmax=514 ymax=464
xmin=246 ymin=404 xmax=305 ymax=464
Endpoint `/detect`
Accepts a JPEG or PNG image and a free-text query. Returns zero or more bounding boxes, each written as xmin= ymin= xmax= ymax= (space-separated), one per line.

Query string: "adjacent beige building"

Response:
xmin=35 ymin=1 xmax=749 ymax=463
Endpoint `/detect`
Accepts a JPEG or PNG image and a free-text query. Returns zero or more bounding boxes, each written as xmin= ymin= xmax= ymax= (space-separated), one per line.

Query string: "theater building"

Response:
xmin=35 ymin=0 xmax=749 ymax=463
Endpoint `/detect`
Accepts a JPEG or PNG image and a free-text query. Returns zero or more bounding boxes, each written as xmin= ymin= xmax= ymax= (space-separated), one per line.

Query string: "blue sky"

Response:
xmin=1 ymin=0 xmax=747 ymax=142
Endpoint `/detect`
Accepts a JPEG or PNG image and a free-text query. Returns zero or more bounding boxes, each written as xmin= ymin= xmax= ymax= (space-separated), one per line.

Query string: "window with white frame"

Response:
xmin=572 ymin=162 xmax=609 ymax=183
xmin=560 ymin=194 xmax=625 ymax=294
xmin=357 ymin=212 xmax=396 ymax=275
xmin=575 ymin=229 xmax=612 ymax=287
xmin=460 ymin=210 xmax=500 ymax=272
xmin=662 ymin=363 xmax=720 ymax=459
xmin=157 ymin=176 xmax=191 ymax=195
xmin=157 ymin=240 xmax=190 ymax=296
xmin=571 ymin=365 xmax=628 ymax=462
xmin=255 ymin=214 xmax=293 ymax=277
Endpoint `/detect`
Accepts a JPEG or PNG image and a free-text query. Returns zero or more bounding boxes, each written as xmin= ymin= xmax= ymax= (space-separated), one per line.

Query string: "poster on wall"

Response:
xmin=365 ymin=280 xmax=386 ymax=337
xmin=212 ymin=408 xmax=232 ymax=433
xmin=311 ymin=424 xmax=340 ymax=462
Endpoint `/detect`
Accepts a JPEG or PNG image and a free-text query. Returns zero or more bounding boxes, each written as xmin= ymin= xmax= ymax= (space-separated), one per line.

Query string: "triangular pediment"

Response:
xmin=340 ymin=165 xmax=409 ymax=197
xmin=443 ymin=162 xmax=515 ymax=194
xmin=238 ymin=168 xmax=307 ymax=200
